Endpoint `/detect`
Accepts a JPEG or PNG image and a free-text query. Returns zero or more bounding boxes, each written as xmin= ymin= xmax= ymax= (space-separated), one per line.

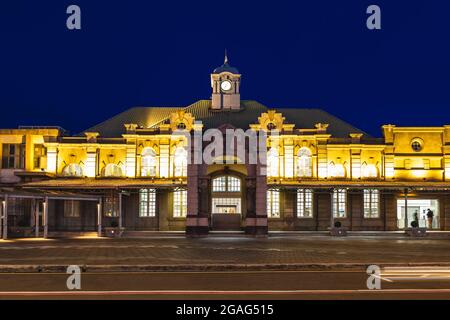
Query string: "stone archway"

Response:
xmin=208 ymin=167 xmax=247 ymax=231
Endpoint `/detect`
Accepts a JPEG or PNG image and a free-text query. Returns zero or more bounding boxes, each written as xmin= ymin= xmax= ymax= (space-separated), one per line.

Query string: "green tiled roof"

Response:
xmin=82 ymin=100 xmax=368 ymax=138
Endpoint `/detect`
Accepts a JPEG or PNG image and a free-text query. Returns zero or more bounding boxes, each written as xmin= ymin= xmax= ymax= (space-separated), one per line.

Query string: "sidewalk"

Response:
xmin=0 ymin=236 xmax=449 ymax=272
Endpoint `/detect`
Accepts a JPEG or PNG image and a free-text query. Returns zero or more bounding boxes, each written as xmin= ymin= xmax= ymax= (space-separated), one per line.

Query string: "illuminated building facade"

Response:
xmin=1 ymin=57 xmax=450 ymax=238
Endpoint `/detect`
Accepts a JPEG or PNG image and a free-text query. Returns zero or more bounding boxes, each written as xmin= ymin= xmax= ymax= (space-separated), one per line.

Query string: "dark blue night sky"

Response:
xmin=1 ymin=0 xmax=449 ymax=137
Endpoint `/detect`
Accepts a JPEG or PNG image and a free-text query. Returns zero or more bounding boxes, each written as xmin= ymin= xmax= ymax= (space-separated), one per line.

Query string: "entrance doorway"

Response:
xmin=397 ymin=199 xmax=440 ymax=229
xmin=210 ymin=175 xmax=243 ymax=230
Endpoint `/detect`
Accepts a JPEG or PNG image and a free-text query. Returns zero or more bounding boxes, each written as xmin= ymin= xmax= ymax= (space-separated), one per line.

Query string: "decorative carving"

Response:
xmin=84 ymin=132 xmax=99 ymax=143
xmin=315 ymin=123 xmax=329 ymax=131
xmin=258 ymin=110 xmax=285 ymax=131
xmin=169 ymin=110 xmax=195 ymax=131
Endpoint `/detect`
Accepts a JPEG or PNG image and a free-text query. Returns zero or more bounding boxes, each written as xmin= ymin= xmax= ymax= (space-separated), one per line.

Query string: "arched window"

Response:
xmin=296 ymin=147 xmax=312 ymax=177
xmin=174 ymin=146 xmax=187 ymax=177
xmin=62 ymin=163 xmax=83 ymax=177
xmin=267 ymin=147 xmax=279 ymax=177
xmin=103 ymin=163 xmax=123 ymax=177
xmin=362 ymin=163 xmax=378 ymax=178
xmin=212 ymin=176 xmax=241 ymax=192
xmin=329 ymin=162 xmax=346 ymax=178
xmin=211 ymin=175 xmax=242 ymax=215
xmin=141 ymin=147 xmax=157 ymax=177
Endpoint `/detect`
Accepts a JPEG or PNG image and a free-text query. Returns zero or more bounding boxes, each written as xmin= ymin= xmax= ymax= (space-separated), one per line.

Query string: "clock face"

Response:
xmin=221 ymin=80 xmax=232 ymax=91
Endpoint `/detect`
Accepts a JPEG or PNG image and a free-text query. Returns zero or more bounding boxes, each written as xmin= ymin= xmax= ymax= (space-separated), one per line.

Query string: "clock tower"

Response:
xmin=211 ymin=52 xmax=241 ymax=110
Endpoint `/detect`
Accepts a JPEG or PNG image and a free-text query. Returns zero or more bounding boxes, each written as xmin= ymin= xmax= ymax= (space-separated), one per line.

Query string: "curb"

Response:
xmin=1 ymin=262 xmax=450 ymax=273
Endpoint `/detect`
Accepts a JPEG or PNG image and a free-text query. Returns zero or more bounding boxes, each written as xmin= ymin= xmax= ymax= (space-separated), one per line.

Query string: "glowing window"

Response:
xmin=267 ymin=147 xmax=279 ymax=177
xmin=227 ymin=176 xmax=241 ymax=192
xmin=174 ymin=147 xmax=188 ymax=177
xmin=332 ymin=189 xmax=347 ymax=218
xmin=212 ymin=176 xmax=227 ymax=192
xmin=296 ymin=148 xmax=312 ymax=177
xmin=362 ymin=163 xmax=378 ymax=178
xmin=297 ymin=189 xmax=313 ymax=218
xmin=267 ymin=189 xmax=280 ymax=218
xmin=212 ymin=176 xmax=241 ymax=192
xmin=364 ymin=189 xmax=380 ymax=218
xmin=212 ymin=198 xmax=241 ymax=214
xmin=139 ymin=189 xmax=156 ymax=217
xmin=62 ymin=163 xmax=83 ymax=177
xmin=104 ymin=163 xmax=123 ymax=177
xmin=141 ymin=148 xmax=157 ymax=177
xmin=173 ymin=190 xmax=187 ymax=218
xmin=329 ymin=162 xmax=346 ymax=178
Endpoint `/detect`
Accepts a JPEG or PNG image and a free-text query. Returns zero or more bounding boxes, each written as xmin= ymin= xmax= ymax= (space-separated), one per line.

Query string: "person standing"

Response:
xmin=413 ymin=210 xmax=419 ymax=227
xmin=426 ymin=209 xmax=434 ymax=229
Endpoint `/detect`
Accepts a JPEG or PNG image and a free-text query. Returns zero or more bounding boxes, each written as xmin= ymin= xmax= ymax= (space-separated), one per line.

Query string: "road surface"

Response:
xmin=1 ymin=269 xmax=450 ymax=299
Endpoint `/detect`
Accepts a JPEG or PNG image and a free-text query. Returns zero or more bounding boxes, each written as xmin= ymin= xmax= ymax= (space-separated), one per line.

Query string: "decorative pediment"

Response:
xmin=258 ymin=110 xmax=285 ymax=131
xmin=169 ymin=110 xmax=195 ymax=131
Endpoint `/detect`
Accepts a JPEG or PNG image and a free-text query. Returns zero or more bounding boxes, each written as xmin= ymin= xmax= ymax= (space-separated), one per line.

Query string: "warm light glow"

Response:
xmin=267 ymin=147 xmax=279 ymax=177
xmin=159 ymin=145 xmax=169 ymax=178
xmin=412 ymin=170 xmax=426 ymax=178
xmin=174 ymin=146 xmax=188 ymax=177
xmin=46 ymin=148 xmax=57 ymax=173
xmin=62 ymin=163 xmax=83 ymax=177
xmin=362 ymin=164 xmax=378 ymax=178
xmin=329 ymin=162 xmax=346 ymax=178
xmin=385 ymin=166 xmax=395 ymax=178
xmin=85 ymin=153 xmax=96 ymax=177
xmin=104 ymin=163 xmax=124 ymax=177
xmin=126 ymin=147 xmax=136 ymax=178
xmin=296 ymin=147 xmax=312 ymax=177
xmin=13 ymin=238 xmax=55 ymax=242
xmin=284 ymin=146 xmax=294 ymax=178
xmin=141 ymin=147 xmax=157 ymax=177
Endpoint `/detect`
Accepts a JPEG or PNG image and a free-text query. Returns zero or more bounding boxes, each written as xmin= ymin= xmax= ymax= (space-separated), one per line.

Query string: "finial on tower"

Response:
xmin=224 ymin=49 xmax=228 ymax=64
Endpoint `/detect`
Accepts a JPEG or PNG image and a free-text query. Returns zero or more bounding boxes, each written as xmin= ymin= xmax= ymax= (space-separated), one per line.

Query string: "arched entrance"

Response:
xmin=210 ymin=173 xmax=244 ymax=230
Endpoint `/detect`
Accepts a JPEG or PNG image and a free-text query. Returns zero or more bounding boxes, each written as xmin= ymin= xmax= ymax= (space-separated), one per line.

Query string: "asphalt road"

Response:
xmin=1 ymin=270 xmax=450 ymax=299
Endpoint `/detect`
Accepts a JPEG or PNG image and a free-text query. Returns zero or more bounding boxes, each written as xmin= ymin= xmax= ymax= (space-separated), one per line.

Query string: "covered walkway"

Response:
xmin=0 ymin=189 xmax=101 ymax=239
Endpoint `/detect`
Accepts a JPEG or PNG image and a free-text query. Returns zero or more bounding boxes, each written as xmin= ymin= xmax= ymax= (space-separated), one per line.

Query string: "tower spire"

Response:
xmin=224 ymin=49 xmax=228 ymax=64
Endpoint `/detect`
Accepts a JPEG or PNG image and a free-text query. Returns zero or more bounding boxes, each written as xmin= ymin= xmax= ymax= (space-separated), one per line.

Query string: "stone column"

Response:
xmin=186 ymin=163 xmax=209 ymax=237
xmin=245 ymin=163 xmax=268 ymax=236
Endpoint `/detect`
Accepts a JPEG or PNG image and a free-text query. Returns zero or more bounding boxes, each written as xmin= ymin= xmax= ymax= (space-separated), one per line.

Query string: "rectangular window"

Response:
xmin=297 ymin=189 xmax=313 ymax=218
xmin=332 ymin=189 xmax=347 ymax=218
xmin=33 ymin=144 xmax=47 ymax=169
xmin=139 ymin=189 xmax=156 ymax=217
xmin=212 ymin=176 xmax=226 ymax=192
xmin=267 ymin=189 xmax=280 ymax=218
xmin=227 ymin=176 xmax=241 ymax=192
xmin=173 ymin=190 xmax=187 ymax=218
xmin=64 ymin=200 xmax=80 ymax=218
xmin=1 ymin=144 xmax=25 ymax=169
xmin=364 ymin=189 xmax=380 ymax=218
